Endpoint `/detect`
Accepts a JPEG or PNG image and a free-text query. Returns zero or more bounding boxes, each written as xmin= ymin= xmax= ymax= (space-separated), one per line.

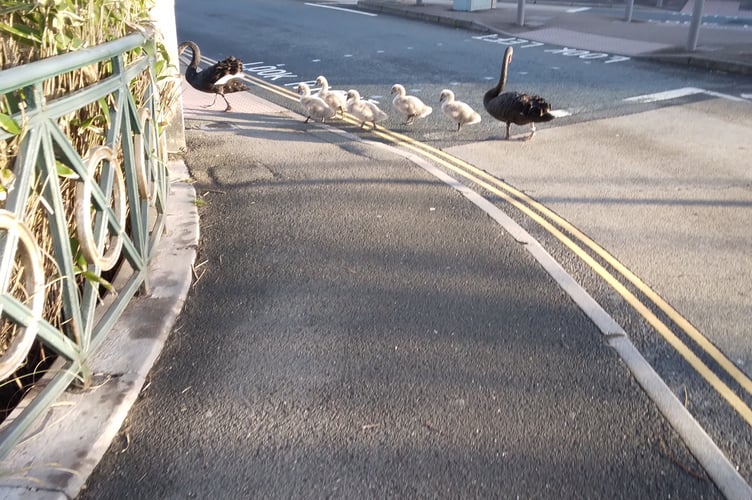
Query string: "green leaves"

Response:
xmin=55 ymin=160 xmax=79 ymax=179
xmin=0 ymin=113 xmax=20 ymax=135
xmin=70 ymin=237 xmax=116 ymax=293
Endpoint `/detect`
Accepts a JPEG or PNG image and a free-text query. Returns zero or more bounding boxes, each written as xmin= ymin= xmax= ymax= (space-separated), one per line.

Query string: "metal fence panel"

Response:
xmin=0 ymin=31 xmax=168 ymax=458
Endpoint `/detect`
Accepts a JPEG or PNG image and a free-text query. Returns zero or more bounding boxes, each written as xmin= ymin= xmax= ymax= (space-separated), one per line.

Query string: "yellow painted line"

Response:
xmin=235 ymin=72 xmax=752 ymax=424
xmin=381 ymin=129 xmax=752 ymax=400
xmin=377 ymin=135 xmax=752 ymax=428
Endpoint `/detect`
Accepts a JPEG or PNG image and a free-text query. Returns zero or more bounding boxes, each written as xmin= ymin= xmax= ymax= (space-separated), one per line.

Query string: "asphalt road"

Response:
xmin=79 ymin=94 xmax=722 ymax=499
xmin=77 ymin=0 xmax=752 ymax=497
xmin=172 ymin=0 xmax=752 ymax=151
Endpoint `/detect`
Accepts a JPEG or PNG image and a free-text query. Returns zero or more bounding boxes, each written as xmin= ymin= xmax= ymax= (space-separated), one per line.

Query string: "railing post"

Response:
xmin=625 ymin=0 xmax=634 ymax=22
xmin=687 ymin=0 xmax=705 ymax=51
xmin=517 ymin=0 xmax=525 ymax=26
xmin=152 ymin=0 xmax=186 ymax=154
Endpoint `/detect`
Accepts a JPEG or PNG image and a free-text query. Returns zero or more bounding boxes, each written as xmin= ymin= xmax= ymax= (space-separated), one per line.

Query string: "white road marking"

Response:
xmin=703 ymin=89 xmax=749 ymax=102
xmin=624 ymin=87 xmax=705 ymax=103
xmin=549 ymin=109 xmax=572 ymax=117
xmin=304 ymin=2 xmax=377 ymax=16
xmin=566 ymin=7 xmax=591 ymax=12
xmin=624 ymin=87 xmax=748 ymax=103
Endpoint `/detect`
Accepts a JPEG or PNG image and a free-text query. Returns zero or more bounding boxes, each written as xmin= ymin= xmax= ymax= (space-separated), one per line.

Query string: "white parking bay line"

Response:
xmin=566 ymin=7 xmax=591 ymax=13
xmin=624 ymin=87 xmax=747 ymax=103
xmin=624 ymin=87 xmax=705 ymax=103
xmin=304 ymin=2 xmax=377 ymax=16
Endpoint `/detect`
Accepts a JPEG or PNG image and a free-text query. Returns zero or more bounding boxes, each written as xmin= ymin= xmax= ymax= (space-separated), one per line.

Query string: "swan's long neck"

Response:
xmin=484 ymin=48 xmax=512 ymax=106
xmin=179 ymin=41 xmax=201 ymax=70
xmin=497 ymin=48 xmax=512 ymax=94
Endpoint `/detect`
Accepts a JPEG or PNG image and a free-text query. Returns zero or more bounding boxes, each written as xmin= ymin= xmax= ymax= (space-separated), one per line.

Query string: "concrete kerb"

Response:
xmin=356 ymin=1 xmax=752 ymax=75
xmin=644 ymin=53 xmax=752 ymax=76
xmin=0 ymin=160 xmax=198 ymax=500
xmin=357 ymin=2 xmax=491 ymax=31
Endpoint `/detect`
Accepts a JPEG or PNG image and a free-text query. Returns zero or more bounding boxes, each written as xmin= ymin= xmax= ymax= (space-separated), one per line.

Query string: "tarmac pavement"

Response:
xmin=76 ymin=84 xmax=745 ymax=499
xmin=0 ymin=0 xmax=750 ymax=498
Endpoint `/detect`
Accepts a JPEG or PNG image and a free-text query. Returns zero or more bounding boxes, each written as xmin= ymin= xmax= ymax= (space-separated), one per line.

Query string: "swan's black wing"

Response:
xmin=220 ymin=78 xmax=249 ymax=95
xmin=486 ymin=91 xmax=554 ymax=125
xmin=519 ymin=94 xmax=555 ymax=123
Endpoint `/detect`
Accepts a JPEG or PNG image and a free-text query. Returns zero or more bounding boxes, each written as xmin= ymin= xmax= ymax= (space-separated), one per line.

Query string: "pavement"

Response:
xmin=0 ymin=1 xmax=750 ymax=499
xmin=356 ymin=0 xmax=752 ymax=74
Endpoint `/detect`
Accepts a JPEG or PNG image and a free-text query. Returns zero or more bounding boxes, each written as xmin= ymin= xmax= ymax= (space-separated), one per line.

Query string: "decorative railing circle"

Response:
xmin=75 ymin=146 xmax=127 ymax=271
xmin=134 ymin=107 xmax=157 ymax=202
xmin=0 ymin=210 xmax=46 ymax=380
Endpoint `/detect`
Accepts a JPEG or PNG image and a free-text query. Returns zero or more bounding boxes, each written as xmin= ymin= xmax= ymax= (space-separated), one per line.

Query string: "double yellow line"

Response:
xmin=230 ymin=68 xmax=752 ymax=427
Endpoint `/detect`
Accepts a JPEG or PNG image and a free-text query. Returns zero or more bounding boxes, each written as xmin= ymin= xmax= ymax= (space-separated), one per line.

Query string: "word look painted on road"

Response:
xmin=242 ymin=62 xmax=319 ymax=89
xmin=243 ymin=62 xmax=299 ymax=81
xmin=472 ymin=35 xmax=631 ymax=64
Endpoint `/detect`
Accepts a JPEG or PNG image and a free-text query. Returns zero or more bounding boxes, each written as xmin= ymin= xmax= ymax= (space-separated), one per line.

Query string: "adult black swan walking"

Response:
xmin=483 ymin=46 xmax=555 ymax=141
xmin=178 ymin=41 xmax=248 ymax=112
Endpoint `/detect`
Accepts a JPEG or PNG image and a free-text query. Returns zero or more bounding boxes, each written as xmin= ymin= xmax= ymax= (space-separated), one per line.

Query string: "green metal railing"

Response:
xmin=0 ymin=31 xmax=168 ymax=458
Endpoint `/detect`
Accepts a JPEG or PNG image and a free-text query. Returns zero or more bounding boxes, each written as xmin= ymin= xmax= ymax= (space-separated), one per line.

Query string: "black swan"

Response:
xmin=178 ymin=41 xmax=248 ymax=112
xmin=483 ymin=46 xmax=554 ymax=141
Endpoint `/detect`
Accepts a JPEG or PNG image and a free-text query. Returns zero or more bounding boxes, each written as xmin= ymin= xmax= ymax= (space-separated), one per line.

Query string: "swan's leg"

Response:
xmin=505 ymin=122 xmax=511 ymax=140
xmin=202 ymin=94 xmax=219 ymax=109
xmin=221 ymin=93 xmax=232 ymax=112
xmin=524 ymin=123 xmax=537 ymax=141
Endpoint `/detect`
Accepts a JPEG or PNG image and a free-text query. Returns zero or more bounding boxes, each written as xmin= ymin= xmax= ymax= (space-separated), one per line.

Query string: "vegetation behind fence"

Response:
xmin=0 ymin=0 xmax=177 ymax=459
